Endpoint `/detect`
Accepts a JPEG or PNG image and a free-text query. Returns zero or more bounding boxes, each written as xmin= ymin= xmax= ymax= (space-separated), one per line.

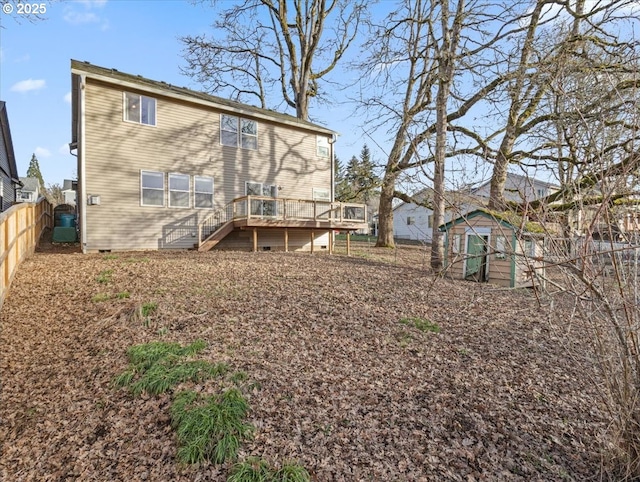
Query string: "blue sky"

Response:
xmin=0 ymin=0 xmax=372 ymax=186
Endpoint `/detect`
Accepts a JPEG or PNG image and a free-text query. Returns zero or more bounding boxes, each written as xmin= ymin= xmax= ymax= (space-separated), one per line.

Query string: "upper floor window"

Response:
xmin=141 ymin=170 xmax=164 ymax=206
xmin=317 ymin=136 xmax=330 ymax=157
xmin=169 ymin=173 xmax=190 ymax=208
xmin=221 ymin=114 xmax=257 ymax=150
xmin=124 ymin=92 xmax=156 ymax=126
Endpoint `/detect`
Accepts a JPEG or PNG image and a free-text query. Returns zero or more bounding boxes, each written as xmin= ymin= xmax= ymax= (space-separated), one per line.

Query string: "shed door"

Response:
xmin=465 ymin=234 xmax=489 ymax=282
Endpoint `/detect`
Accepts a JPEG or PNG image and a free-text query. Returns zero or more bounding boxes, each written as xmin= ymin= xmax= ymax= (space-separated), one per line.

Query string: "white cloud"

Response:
xmin=11 ymin=79 xmax=46 ymax=93
xmin=63 ymin=11 xmax=99 ymax=25
xmin=64 ymin=92 xmax=72 ymax=104
xmin=63 ymin=0 xmax=108 ymax=27
xmin=34 ymin=147 xmax=51 ymax=158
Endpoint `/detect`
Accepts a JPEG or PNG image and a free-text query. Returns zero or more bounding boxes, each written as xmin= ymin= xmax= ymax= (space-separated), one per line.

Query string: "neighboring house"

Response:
xmin=471 ymin=172 xmax=558 ymax=204
xmin=16 ymin=177 xmax=41 ymax=203
xmin=71 ymin=60 xmax=367 ymax=253
xmin=392 ymin=188 xmax=481 ymax=243
xmin=0 ymin=101 xmax=21 ymax=211
xmin=393 ymin=173 xmax=559 ymax=243
xmin=62 ymin=179 xmax=77 ymax=206
xmin=440 ymin=209 xmax=546 ymax=288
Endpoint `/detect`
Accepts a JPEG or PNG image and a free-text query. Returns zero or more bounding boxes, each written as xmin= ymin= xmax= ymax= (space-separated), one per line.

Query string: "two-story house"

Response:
xmin=70 ymin=60 xmax=366 ymax=254
xmin=0 ymin=101 xmax=21 ymax=211
xmin=393 ymin=173 xmax=559 ymax=243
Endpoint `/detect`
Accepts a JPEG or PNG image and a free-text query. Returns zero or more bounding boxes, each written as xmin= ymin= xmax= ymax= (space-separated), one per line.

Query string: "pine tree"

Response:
xmin=334 ymin=155 xmax=353 ymax=202
xmin=26 ymin=154 xmax=45 ymax=189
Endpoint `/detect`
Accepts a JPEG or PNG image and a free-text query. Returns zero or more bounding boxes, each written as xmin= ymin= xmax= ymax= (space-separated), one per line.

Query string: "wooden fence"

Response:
xmin=0 ymin=199 xmax=53 ymax=310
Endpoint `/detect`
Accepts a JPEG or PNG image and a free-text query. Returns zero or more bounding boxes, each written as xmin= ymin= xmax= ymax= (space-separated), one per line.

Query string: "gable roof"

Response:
xmin=70 ymin=60 xmax=336 ymax=137
xmin=472 ymin=172 xmax=559 ymax=195
xmin=0 ymin=101 xmax=20 ymax=183
xmin=19 ymin=177 xmax=40 ymax=192
xmin=439 ymin=208 xmax=546 ymax=234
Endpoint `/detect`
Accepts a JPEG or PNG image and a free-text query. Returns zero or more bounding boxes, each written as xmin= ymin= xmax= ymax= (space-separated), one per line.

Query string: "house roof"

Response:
xmin=438 ymin=208 xmax=546 ymax=234
xmin=70 ymin=60 xmax=336 ymax=137
xmin=472 ymin=172 xmax=559 ymax=194
xmin=392 ymin=187 xmax=482 ymax=212
xmin=19 ymin=177 xmax=40 ymax=192
xmin=0 ymin=101 xmax=20 ymax=183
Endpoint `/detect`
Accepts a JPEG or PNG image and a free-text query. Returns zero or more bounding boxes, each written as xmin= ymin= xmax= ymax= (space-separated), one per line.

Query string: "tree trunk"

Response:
xmin=376 ymin=169 xmax=398 ymax=248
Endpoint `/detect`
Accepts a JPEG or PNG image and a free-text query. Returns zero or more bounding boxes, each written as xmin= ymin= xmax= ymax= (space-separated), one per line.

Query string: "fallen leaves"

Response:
xmin=0 ymin=241 xmax=606 ymax=481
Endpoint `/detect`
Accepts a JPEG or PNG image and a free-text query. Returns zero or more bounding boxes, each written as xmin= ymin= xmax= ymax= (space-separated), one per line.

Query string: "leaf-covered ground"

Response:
xmin=0 ymin=239 xmax=606 ymax=481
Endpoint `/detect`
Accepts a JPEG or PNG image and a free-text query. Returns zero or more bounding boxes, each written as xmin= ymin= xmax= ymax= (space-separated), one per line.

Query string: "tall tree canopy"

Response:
xmin=181 ymin=0 xmax=367 ymax=120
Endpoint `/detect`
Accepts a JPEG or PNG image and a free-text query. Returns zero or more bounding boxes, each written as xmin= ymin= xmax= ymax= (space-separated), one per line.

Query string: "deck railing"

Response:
xmin=198 ymin=196 xmax=367 ymax=247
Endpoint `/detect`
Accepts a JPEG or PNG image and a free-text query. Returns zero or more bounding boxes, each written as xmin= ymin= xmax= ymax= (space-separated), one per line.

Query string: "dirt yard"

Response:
xmin=0 ymin=239 xmax=607 ymax=481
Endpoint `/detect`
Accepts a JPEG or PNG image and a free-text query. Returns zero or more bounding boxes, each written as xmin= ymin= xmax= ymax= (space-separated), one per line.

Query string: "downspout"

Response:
xmin=79 ymin=74 xmax=87 ymax=254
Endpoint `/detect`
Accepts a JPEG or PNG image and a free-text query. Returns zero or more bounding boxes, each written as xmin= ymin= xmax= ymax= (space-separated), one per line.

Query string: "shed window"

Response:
xmin=427 ymin=215 xmax=433 ymax=228
xmin=194 ymin=176 xmax=214 ymax=209
xmin=124 ymin=92 xmax=156 ymax=126
xmin=495 ymin=235 xmax=507 ymax=259
xmin=407 ymin=216 xmax=415 ymax=226
xmin=169 ymin=173 xmax=190 ymax=208
xmin=141 ymin=171 xmax=164 ymax=206
xmin=452 ymin=234 xmax=461 ymax=254
xmin=317 ymin=136 xmax=330 ymax=157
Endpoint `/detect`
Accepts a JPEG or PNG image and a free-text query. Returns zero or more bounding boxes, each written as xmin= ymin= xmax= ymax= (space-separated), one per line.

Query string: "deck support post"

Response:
xmin=310 ymin=230 xmax=314 ymax=253
xmin=346 ymin=231 xmax=351 ymax=256
xmin=284 ymin=228 xmax=289 ymax=252
xmin=252 ymin=228 xmax=258 ymax=252
xmin=328 ymin=230 xmax=333 ymax=255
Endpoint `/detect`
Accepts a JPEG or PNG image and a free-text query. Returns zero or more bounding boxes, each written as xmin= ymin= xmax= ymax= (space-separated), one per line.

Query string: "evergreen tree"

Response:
xmin=343 ymin=144 xmax=379 ymax=203
xmin=334 ymin=155 xmax=353 ymax=202
xmin=26 ymin=154 xmax=45 ymax=189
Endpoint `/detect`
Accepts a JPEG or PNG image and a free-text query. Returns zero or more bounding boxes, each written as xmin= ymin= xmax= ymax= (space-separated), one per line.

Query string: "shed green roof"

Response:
xmin=439 ymin=208 xmax=545 ymax=234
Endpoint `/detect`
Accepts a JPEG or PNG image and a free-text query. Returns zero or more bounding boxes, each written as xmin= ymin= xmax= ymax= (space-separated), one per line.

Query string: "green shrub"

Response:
xmin=400 ymin=317 xmax=440 ymax=333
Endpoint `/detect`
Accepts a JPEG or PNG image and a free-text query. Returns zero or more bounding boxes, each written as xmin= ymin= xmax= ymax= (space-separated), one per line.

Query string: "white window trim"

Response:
xmin=168 ymin=173 xmax=191 ymax=209
xmin=241 ymin=118 xmax=258 ymax=150
xmin=317 ymin=136 xmax=330 ymax=158
xmin=140 ymin=170 xmax=165 ymax=207
xmin=123 ymin=92 xmax=157 ymax=127
xmin=194 ymin=176 xmax=214 ymax=209
xmin=495 ymin=235 xmax=507 ymax=259
xmin=221 ymin=114 xmax=258 ymax=150
xmin=312 ymin=187 xmax=330 ymax=202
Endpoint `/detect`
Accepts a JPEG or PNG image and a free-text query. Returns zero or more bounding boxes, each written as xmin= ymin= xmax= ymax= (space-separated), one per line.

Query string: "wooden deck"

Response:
xmin=198 ymin=196 xmax=369 ymax=252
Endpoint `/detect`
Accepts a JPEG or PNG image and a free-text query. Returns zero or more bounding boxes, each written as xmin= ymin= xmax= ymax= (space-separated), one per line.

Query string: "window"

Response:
xmin=452 ymin=234 xmax=461 ymax=254
xmin=427 ymin=215 xmax=433 ymax=228
xmin=313 ymin=188 xmax=330 ymax=201
xmin=407 ymin=216 xmax=415 ymax=226
xmin=221 ymin=114 xmax=239 ymax=147
xmin=221 ymin=114 xmax=257 ymax=149
xmin=317 ymin=136 xmax=330 ymax=157
xmin=194 ymin=176 xmax=214 ymax=209
xmin=495 ymin=235 xmax=507 ymax=259
xmin=241 ymin=119 xmax=257 ymax=149
xmin=246 ymin=181 xmax=277 ymax=216
xmin=169 ymin=173 xmax=190 ymax=208
xmin=525 ymin=239 xmax=536 ymax=257
xmin=141 ymin=171 xmax=164 ymax=206
xmin=124 ymin=92 xmax=156 ymax=126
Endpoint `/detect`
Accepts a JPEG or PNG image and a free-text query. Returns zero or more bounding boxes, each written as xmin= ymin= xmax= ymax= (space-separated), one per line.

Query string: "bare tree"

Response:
xmin=181 ymin=0 xmax=366 ymax=120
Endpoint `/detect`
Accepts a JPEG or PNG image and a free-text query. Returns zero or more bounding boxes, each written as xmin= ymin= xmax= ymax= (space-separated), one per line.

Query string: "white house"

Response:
xmin=16 ymin=177 xmax=41 ymax=203
xmin=393 ymin=173 xmax=559 ymax=243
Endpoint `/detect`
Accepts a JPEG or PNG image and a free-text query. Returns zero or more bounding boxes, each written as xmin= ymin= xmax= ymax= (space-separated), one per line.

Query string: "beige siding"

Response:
xmin=444 ymin=215 xmax=517 ymax=287
xmin=83 ymin=79 xmax=332 ymax=251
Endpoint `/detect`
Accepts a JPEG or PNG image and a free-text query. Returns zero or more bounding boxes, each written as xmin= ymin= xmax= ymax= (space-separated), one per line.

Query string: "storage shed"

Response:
xmin=439 ymin=209 xmax=545 ymax=288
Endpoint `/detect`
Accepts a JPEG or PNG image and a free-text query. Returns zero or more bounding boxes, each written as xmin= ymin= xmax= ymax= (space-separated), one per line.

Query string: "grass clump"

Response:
xmin=171 ymin=388 xmax=254 ymax=465
xmin=141 ymin=301 xmax=158 ymax=317
xmin=116 ymin=291 xmax=130 ymax=299
xmin=114 ymin=340 xmax=228 ymax=396
xmin=97 ymin=269 xmax=113 ymax=284
xmin=91 ymin=293 xmax=110 ymax=302
xmin=228 ymin=458 xmax=310 ymax=482
xmin=400 ymin=317 xmax=440 ymax=333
